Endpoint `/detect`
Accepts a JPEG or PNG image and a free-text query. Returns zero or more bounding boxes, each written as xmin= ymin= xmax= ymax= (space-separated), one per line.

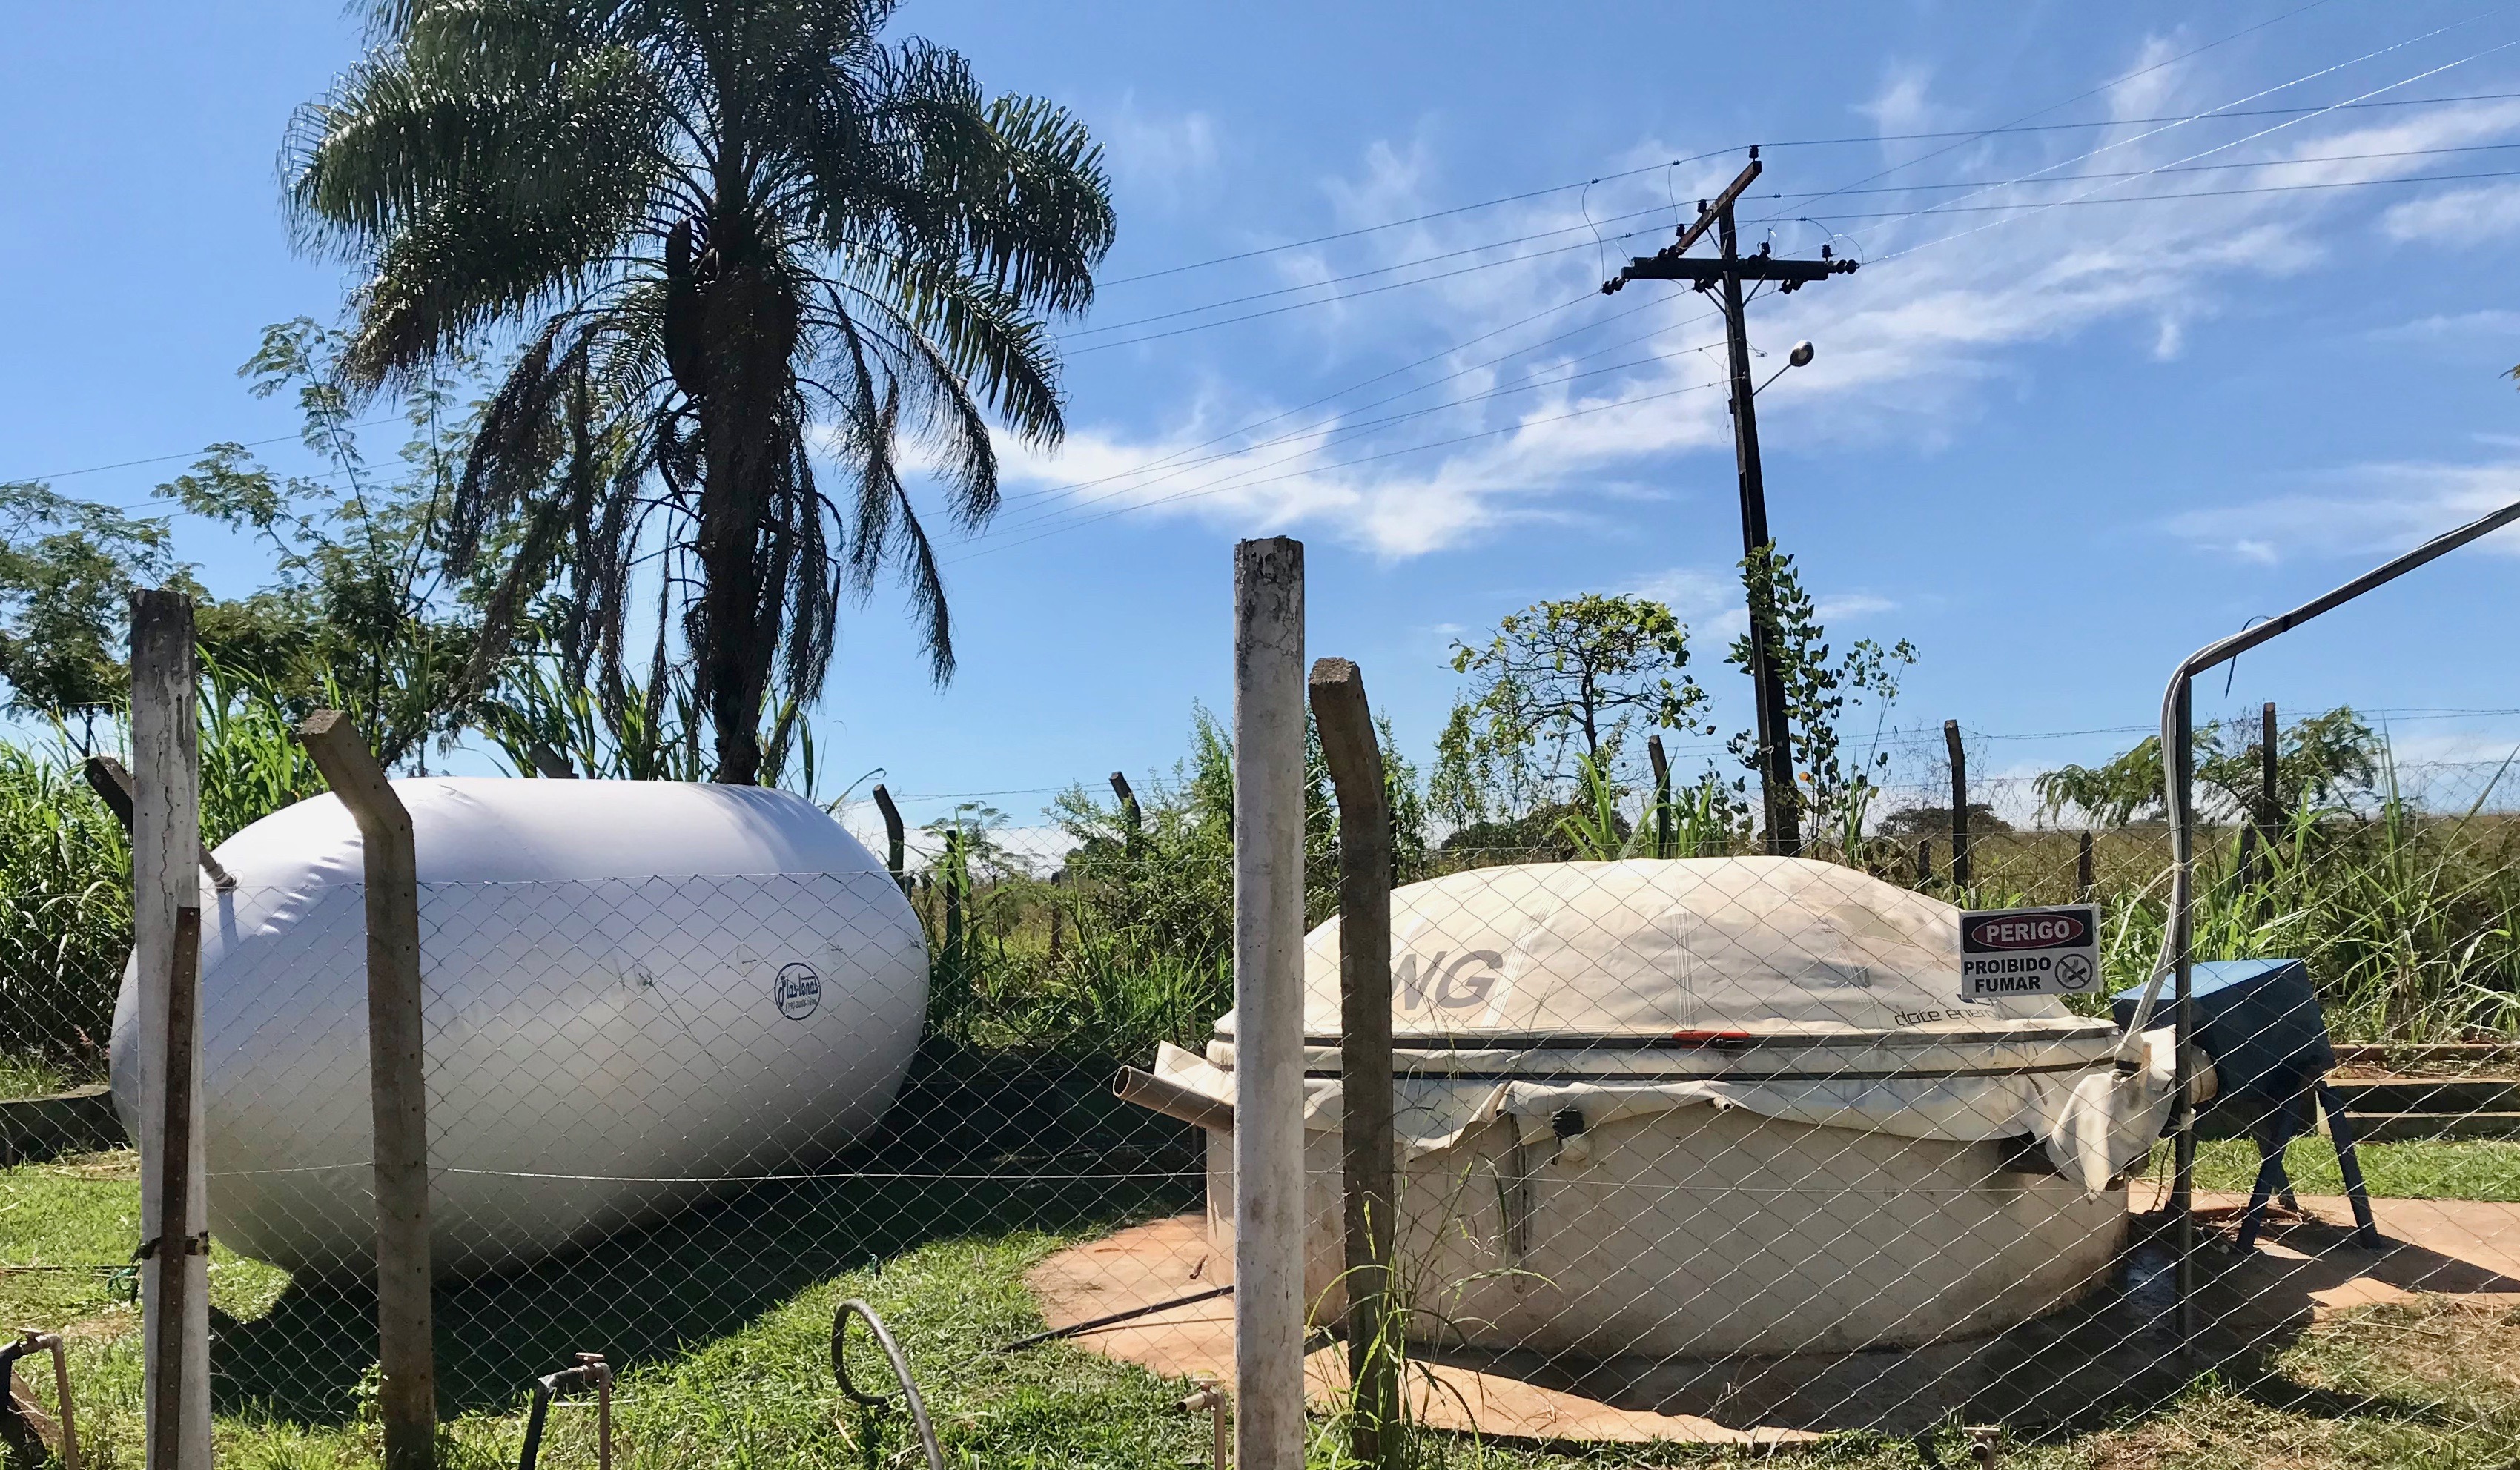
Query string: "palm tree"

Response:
xmin=286 ymin=0 xmax=1116 ymax=782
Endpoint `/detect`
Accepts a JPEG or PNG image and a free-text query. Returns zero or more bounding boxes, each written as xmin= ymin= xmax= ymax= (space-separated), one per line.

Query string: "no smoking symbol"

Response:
xmin=2057 ymin=954 xmax=2094 ymax=992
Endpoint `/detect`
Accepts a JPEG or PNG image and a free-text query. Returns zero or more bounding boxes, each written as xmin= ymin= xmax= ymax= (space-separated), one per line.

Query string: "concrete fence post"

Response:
xmin=130 ymin=588 xmax=210 ymax=1470
xmin=1308 ymin=656 xmax=1398 ymax=1470
xmin=297 ymin=711 xmax=436 ymax=1470
xmin=871 ymin=784 xmax=907 ymax=887
xmin=1944 ymin=720 xmax=1971 ymax=892
xmin=1232 ymin=537 xmax=1306 ymax=1470
xmin=1109 ymin=772 xmax=1143 ymax=861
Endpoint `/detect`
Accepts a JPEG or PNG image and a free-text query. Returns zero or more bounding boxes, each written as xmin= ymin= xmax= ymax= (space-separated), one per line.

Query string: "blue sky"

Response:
xmin=6 ymin=1 xmax=2519 ymax=853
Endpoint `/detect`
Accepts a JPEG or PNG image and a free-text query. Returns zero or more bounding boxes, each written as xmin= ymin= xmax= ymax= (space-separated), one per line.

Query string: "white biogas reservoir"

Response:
xmin=108 ymin=779 xmax=927 ymax=1279
xmin=1158 ymin=858 xmax=2183 ymax=1359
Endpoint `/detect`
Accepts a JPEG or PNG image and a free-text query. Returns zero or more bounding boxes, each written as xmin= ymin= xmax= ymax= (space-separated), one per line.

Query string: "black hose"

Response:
xmin=997 ymin=1284 xmax=1235 ymax=1354
xmin=515 ymin=1383 xmax=557 ymax=1470
xmin=830 ymin=1300 xmax=943 ymax=1470
xmin=515 ymin=1360 xmax=609 ymax=1470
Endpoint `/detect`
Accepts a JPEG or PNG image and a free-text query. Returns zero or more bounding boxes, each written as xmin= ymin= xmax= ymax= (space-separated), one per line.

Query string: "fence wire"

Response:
xmin=1 ymin=757 xmax=2519 ymax=1467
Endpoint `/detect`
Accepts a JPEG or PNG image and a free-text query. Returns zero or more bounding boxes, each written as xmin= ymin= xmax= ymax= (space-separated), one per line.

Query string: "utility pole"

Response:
xmin=1604 ymin=147 xmax=1856 ymax=855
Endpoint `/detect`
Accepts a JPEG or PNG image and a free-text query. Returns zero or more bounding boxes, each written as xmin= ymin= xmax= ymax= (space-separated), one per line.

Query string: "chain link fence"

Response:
xmin=5 ymin=750 xmax=2520 ymax=1466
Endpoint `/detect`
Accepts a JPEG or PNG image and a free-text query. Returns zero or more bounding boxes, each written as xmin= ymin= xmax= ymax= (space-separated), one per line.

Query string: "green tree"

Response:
xmin=285 ymin=0 xmax=1117 ymax=784
xmin=158 ymin=320 xmax=493 ymax=769
xmin=2033 ymin=706 xmax=2382 ymax=827
xmin=1724 ymin=548 xmax=1917 ymax=850
xmin=0 ymin=483 xmax=179 ymax=750
xmin=1432 ymin=593 xmax=1708 ymax=827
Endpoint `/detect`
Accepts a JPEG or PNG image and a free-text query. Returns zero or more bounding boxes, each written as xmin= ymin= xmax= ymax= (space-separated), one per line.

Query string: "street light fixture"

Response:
xmin=1756 ymin=340 xmax=1816 ymax=395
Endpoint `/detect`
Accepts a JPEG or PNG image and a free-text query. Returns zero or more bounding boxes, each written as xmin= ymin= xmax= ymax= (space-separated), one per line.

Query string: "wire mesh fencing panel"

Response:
xmin=1154 ymin=764 xmax=2520 ymax=1458
xmin=9 ymin=760 xmax=2520 ymax=1466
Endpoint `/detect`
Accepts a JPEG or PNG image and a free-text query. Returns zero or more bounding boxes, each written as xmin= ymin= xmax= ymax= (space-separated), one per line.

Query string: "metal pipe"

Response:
xmin=2172 ymin=678 xmax=2196 ymax=1348
xmin=1112 ymin=1067 xmax=1234 ymax=1133
xmin=2114 ymin=494 xmax=2520 ymax=1354
xmin=831 ymin=1300 xmax=942 ymax=1470
xmin=2120 ymin=491 xmax=2520 ymax=1042
xmin=1180 ymin=1378 xmax=1230 ymax=1470
xmin=1 ymin=1329 xmax=79 ymax=1470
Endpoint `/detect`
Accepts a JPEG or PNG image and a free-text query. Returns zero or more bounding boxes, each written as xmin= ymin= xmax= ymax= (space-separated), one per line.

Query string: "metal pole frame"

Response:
xmin=2117 ymin=496 xmax=2520 ymax=1351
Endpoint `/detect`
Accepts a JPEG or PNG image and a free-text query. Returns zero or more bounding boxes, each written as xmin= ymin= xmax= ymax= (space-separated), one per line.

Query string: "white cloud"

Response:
xmin=2371 ymin=308 xmax=2520 ymax=341
xmin=1629 ymin=565 xmax=1737 ymax=617
xmin=2165 ymin=460 xmax=2520 ymax=563
xmin=1818 ymin=592 xmax=1899 ymax=620
xmin=2381 ymin=179 xmax=2520 ymax=246
xmin=1857 ymin=65 xmax=1946 ymax=140
xmin=1104 ymin=97 xmax=1221 ymax=196
xmin=989 ymin=50 xmax=2520 ymax=560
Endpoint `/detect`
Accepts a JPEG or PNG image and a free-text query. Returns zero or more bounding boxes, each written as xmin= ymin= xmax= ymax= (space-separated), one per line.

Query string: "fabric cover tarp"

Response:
xmin=1182 ymin=857 xmax=2178 ymax=1190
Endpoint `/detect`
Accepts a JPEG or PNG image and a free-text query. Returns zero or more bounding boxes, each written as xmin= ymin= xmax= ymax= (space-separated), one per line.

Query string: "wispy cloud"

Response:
xmin=2370 ymin=307 xmax=2520 ymax=340
xmin=2165 ymin=459 xmax=2520 ymax=563
xmin=2381 ymin=179 xmax=2520 ymax=245
xmin=985 ymin=44 xmax=2520 ymax=560
xmin=1102 ymin=96 xmax=1222 ymax=199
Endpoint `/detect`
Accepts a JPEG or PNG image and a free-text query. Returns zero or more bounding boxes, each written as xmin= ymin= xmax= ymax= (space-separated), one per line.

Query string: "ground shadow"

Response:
xmin=1427 ymin=1206 xmax=2520 ymax=1439
xmin=211 ymin=1045 xmax=1200 ymax=1423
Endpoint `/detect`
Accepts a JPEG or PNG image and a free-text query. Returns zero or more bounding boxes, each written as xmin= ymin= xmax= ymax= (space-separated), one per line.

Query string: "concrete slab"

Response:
xmin=1028 ymin=1196 xmax=2520 ymax=1444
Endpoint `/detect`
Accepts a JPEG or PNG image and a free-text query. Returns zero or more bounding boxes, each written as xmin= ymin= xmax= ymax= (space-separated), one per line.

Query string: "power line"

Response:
xmin=1790 ymin=163 xmax=2520 ymax=220
xmin=1867 ymin=23 xmax=2520 ymax=263
xmin=1068 ymin=139 xmax=2520 ymax=351
xmin=2 ymin=417 xmax=404 ymax=492
xmin=1062 ymin=202 xmax=1682 ymax=340
xmin=1082 ymin=87 xmax=2520 ymax=297
xmin=1789 ymin=0 xmax=2345 ymax=216
xmin=944 ymin=368 xmax=1731 ymax=566
xmin=1762 ymin=138 xmax=2520 ymax=198
xmin=985 ymin=300 xmax=1720 ymax=532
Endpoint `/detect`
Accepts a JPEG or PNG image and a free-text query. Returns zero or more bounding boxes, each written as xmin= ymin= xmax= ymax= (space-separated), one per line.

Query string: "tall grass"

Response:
xmin=2088 ymin=789 xmax=2520 ymax=1041
xmin=0 ymin=740 xmax=132 ymax=1087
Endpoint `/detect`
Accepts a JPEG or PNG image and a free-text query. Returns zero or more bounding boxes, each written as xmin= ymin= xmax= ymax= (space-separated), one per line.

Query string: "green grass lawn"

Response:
xmin=9 ymin=1145 xmax=2520 ymax=1469
xmin=2174 ymin=1137 xmax=2520 ymax=1201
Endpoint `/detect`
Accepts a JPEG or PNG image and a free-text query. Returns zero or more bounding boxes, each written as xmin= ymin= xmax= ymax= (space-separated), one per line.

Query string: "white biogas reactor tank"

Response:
xmin=108 ymin=779 xmax=927 ymax=1278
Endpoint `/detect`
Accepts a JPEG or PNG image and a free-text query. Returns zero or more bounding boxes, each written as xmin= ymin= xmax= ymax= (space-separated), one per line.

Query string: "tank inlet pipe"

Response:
xmin=1 ymin=1328 xmax=78 ymax=1470
xmin=1112 ymin=1066 xmax=1235 ymax=1132
xmin=831 ymin=1300 xmax=943 ymax=1470
xmin=515 ymin=1354 xmax=610 ymax=1470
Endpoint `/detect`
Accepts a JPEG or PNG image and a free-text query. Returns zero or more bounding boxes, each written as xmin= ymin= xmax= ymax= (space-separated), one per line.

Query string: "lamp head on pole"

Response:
xmin=1755 ymin=341 xmax=1817 ymax=396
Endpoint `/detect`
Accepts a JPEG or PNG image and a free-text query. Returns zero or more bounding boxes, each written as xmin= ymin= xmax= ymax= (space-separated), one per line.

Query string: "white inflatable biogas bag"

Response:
xmin=109 ymin=778 xmax=927 ymax=1278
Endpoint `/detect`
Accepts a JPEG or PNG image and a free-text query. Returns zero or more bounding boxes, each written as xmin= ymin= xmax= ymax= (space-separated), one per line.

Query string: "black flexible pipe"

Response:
xmin=515 ymin=1358 xmax=609 ymax=1470
xmin=831 ymin=1300 xmax=943 ymax=1470
xmin=999 ymin=1285 xmax=1237 ymax=1354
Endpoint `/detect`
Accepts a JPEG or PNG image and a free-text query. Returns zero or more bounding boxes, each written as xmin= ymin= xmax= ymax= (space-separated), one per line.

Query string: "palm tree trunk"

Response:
xmin=688 ymin=205 xmax=797 ymax=786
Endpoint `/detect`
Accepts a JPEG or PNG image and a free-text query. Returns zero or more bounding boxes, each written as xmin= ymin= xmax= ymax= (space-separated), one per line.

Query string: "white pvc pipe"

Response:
xmin=1233 ymin=537 xmax=1308 ymax=1470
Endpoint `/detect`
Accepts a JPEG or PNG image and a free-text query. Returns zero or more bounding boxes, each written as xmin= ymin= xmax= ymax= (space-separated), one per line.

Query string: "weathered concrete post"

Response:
xmin=298 ymin=712 xmax=436 ymax=1470
xmin=130 ymin=589 xmax=209 ymax=1470
xmin=1233 ymin=537 xmax=1306 ymax=1470
xmin=1309 ymin=656 xmax=1397 ymax=1470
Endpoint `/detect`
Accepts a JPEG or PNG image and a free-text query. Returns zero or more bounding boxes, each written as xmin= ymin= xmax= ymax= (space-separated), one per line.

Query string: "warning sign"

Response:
xmin=1958 ymin=903 xmax=2100 ymax=1001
